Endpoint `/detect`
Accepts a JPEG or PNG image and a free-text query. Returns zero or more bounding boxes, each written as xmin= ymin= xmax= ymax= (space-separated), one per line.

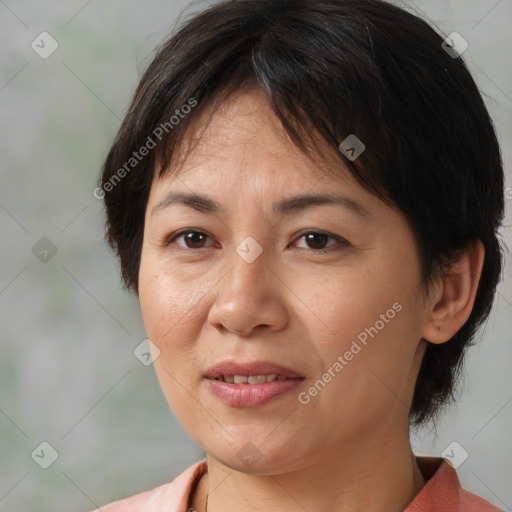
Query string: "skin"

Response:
xmin=138 ymin=86 xmax=485 ymax=512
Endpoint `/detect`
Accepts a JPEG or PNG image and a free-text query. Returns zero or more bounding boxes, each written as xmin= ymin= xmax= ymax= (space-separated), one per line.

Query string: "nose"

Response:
xmin=207 ymin=240 xmax=289 ymax=337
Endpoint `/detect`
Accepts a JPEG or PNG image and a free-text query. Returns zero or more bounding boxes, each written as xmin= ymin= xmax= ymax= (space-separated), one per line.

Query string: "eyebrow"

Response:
xmin=151 ymin=192 xmax=372 ymax=220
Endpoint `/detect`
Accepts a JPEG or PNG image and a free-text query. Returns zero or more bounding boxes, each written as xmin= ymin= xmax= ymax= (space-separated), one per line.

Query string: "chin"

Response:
xmin=199 ymin=433 xmax=314 ymax=476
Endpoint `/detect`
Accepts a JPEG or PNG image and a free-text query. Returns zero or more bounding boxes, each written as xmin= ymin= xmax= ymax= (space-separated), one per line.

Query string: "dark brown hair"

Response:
xmin=99 ymin=0 xmax=505 ymax=426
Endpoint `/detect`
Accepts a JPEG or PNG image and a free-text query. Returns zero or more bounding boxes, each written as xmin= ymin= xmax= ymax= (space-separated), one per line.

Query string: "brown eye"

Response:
xmin=293 ymin=231 xmax=349 ymax=253
xmin=167 ymin=230 xmax=215 ymax=249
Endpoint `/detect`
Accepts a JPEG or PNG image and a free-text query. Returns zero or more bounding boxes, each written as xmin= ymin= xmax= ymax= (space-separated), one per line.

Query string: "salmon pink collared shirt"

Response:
xmin=92 ymin=456 xmax=502 ymax=512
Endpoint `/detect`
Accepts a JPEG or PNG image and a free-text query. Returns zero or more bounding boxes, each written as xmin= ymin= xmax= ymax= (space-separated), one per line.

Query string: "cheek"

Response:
xmin=138 ymin=258 xmax=208 ymax=423
xmin=138 ymin=256 xmax=201 ymax=361
xmin=309 ymin=263 xmax=399 ymax=349
xmin=310 ymin=249 xmax=423 ymax=400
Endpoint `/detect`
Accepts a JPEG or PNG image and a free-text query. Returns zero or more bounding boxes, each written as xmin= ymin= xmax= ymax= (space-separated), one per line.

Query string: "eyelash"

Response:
xmin=163 ymin=229 xmax=350 ymax=254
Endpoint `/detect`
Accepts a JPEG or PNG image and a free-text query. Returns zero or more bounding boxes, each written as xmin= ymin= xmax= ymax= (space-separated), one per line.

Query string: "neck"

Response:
xmin=192 ymin=427 xmax=426 ymax=512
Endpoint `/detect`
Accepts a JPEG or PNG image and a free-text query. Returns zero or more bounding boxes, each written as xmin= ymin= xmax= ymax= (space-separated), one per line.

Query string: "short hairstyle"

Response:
xmin=99 ymin=0 xmax=505 ymax=426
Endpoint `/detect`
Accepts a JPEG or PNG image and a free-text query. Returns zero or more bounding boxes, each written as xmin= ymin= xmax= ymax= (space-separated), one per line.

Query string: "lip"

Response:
xmin=204 ymin=360 xmax=303 ymax=379
xmin=204 ymin=360 xmax=304 ymax=407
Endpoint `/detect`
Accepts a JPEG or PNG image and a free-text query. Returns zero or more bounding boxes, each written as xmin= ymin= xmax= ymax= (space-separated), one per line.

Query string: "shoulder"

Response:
xmin=407 ymin=456 xmax=503 ymax=512
xmin=458 ymin=486 xmax=504 ymax=512
xmin=89 ymin=459 xmax=207 ymax=512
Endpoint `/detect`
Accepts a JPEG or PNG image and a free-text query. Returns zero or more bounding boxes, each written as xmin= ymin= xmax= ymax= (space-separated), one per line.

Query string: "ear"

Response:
xmin=422 ymin=239 xmax=485 ymax=344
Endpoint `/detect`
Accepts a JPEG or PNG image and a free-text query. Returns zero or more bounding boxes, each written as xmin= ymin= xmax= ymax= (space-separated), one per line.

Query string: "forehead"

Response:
xmin=158 ymin=86 xmax=353 ymax=188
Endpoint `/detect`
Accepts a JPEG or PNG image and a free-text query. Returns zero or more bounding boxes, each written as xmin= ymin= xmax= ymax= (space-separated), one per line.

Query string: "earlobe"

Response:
xmin=422 ymin=240 xmax=485 ymax=344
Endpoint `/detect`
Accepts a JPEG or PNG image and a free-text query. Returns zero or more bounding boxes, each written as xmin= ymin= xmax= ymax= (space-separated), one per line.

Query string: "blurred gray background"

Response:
xmin=0 ymin=1 xmax=511 ymax=511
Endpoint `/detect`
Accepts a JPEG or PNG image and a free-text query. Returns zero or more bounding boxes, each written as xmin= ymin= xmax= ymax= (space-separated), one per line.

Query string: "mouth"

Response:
xmin=204 ymin=360 xmax=303 ymax=380
xmin=204 ymin=360 xmax=304 ymax=407
xmin=212 ymin=374 xmax=292 ymax=384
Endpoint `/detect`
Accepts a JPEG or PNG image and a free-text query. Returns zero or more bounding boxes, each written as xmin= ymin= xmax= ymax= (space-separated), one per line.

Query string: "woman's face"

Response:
xmin=139 ymin=88 xmax=429 ymax=473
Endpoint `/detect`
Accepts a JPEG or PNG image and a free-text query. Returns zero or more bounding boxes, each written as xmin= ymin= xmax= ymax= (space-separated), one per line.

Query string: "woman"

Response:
xmin=93 ymin=0 xmax=505 ymax=510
